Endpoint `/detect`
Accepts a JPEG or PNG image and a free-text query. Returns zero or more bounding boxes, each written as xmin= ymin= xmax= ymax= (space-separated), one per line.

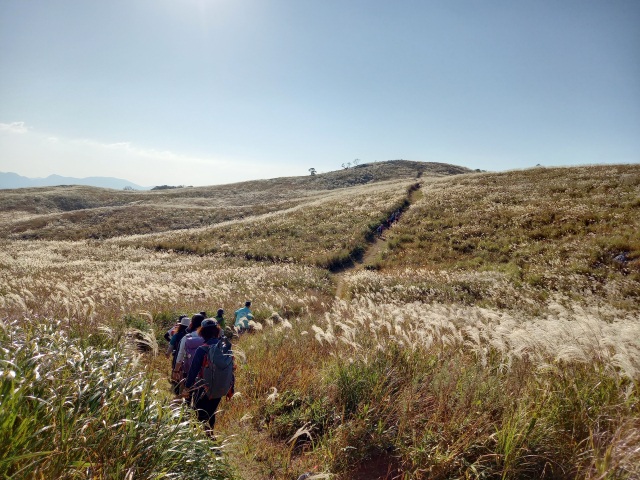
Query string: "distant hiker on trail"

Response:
xmin=235 ymin=301 xmax=253 ymax=334
xmin=166 ymin=316 xmax=190 ymax=395
xmin=186 ymin=312 xmax=205 ymax=334
xmin=172 ymin=313 xmax=206 ymax=393
xmin=215 ymin=308 xmax=232 ymax=337
xmin=214 ymin=309 xmax=226 ymax=330
xmin=166 ymin=316 xmax=189 ymax=358
xmin=164 ymin=314 xmax=188 ymax=342
xmin=184 ymin=318 xmax=234 ymax=433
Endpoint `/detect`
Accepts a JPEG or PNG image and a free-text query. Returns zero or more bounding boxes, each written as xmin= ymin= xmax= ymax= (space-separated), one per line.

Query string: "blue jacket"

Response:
xmin=234 ymin=306 xmax=252 ymax=327
xmin=185 ymin=338 xmax=219 ymax=389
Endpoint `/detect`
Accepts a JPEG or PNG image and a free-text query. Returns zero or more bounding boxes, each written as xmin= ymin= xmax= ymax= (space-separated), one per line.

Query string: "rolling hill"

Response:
xmin=0 ymin=160 xmax=469 ymax=240
xmin=1 ymin=160 xmax=639 ymax=480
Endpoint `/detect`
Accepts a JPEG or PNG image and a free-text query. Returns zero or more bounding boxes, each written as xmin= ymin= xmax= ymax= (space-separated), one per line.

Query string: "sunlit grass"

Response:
xmin=0 ymin=239 xmax=334 ymax=330
xmin=1 ymin=164 xmax=638 ymax=479
xmin=115 ymin=179 xmax=415 ymax=269
xmin=0 ymin=318 xmax=232 ymax=479
xmin=381 ymin=165 xmax=640 ymax=308
xmin=221 ymin=291 xmax=640 ymax=478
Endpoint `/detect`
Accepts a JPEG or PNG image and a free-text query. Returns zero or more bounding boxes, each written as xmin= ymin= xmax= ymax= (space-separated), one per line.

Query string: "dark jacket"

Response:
xmin=185 ymin=338 xmax=220 ymax=389
xmin=169 ymin=330 xmax=187 ymax=369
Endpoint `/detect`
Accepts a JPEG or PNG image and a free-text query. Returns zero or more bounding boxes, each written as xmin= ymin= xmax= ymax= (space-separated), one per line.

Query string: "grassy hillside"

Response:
xmin=114 ymin=179 xmax=416 ymax=270
xmin=365 ymin=164 xmax=640 ymax=311
xmin=1 ymin=162 xmax=639 ymax=479
xmin=0 ymin=160 xmax=464 ymax=240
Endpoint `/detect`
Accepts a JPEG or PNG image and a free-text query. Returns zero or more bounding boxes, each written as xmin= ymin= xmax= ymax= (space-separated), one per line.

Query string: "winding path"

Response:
xmin=334 ymin=183 xmax=423 ymax=299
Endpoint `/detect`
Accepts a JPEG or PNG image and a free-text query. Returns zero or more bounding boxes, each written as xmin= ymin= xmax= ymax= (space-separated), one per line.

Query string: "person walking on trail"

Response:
xmin=173 ymin=313 xmax=205 ymax=389
xmin=215 ymin=308 xmax=231 ymax=336
xmin=184 ymin=318 xmax=223 ymax=432
xmin=234 ymin=301 xmax=253 ymax=333
xmin=164 ymin=314 xmax=188 ymax=342
xmin=166 ymin=316 xmax=190 ymax=362
xmin=187 ymin=312 xmax=205 ymax=334
xmin=166 ymin=316 xmax=190 ymax=394
xmin=175 ymin=313 xmax=205 ymax=362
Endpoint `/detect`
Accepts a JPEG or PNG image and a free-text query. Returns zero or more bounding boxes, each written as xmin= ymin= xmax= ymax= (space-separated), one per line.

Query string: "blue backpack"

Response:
xmin=200 ymin=338 xmax=234 ymax=399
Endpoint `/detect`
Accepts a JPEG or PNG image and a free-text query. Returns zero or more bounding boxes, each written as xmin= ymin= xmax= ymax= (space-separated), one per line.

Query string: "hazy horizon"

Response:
xmin=1 ymin=1 xmax=639 ymax=187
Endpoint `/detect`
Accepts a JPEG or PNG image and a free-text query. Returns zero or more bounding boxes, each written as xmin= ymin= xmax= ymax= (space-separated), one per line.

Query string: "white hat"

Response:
xmin=179 ymin=316 xmax=190 ymax=327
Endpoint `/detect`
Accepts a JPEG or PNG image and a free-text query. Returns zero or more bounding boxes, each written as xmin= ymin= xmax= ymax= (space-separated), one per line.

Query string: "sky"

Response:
xmin=1 ymin=0 xmax=639 ymax=187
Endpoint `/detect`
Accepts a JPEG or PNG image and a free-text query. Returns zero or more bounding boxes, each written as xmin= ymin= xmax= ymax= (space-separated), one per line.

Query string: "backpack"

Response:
xmin=200 ymin=338 xmax=234 ymax=399
xmin=182 ymin=335 xmax=205 ymax=376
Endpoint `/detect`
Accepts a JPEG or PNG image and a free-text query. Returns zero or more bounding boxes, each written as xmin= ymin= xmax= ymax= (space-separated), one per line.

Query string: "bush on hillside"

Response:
xmin=0 ymin=318 xmax=232 ymax=479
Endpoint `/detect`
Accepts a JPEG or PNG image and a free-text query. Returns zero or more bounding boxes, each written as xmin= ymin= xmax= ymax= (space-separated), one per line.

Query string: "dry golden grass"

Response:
xmin=0 ymin=160 xmax=460 ymax=240
xmin=114 ymin=179 xmax=416 ymax=269
xmin=378 ymin=164 xmax=640 ymax=309
xmin=2 ymin=162 xmax=639 ymax=480
xmin=0 ymin=239 xmax=334 ymax=330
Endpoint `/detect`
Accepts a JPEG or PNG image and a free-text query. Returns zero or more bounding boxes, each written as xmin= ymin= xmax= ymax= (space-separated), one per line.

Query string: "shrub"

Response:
xmin=0 ymin=318 xmax=233 ymax=479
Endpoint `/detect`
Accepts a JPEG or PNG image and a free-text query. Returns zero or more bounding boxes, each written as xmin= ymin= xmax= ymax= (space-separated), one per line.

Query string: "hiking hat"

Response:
xmin=179 ymin=316 xmax=190 ymax=327
xmin=201 ymin=318 xmax=218 ymax=328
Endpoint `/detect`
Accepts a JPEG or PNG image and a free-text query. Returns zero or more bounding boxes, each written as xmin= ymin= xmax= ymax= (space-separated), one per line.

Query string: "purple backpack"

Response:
xmin=182 ymin=335 xmax=205 ymax=376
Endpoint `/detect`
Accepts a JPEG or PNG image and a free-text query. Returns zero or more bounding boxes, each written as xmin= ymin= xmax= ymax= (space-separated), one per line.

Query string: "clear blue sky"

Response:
xmin=1 ymin=0 xmax=639 ymax=186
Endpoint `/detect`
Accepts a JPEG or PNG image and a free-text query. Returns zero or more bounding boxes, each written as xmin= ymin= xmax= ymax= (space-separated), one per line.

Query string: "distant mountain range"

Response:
xmin=0 ymin=172 xmax=148 ymax=190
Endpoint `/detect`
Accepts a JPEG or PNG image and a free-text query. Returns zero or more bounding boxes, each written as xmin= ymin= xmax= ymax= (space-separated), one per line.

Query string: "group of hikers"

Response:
xmin=164 ymin=302 xmax=319 ymax=479
xmin=163 ymin=301 xmax=254 ymax=434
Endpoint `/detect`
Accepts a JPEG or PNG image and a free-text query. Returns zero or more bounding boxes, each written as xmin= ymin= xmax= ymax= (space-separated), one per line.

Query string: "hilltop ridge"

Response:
xmin=0 ymin=160 xmax=469 ymax=240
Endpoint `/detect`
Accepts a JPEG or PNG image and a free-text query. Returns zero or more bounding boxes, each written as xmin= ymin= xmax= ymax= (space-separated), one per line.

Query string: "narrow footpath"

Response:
xmin=334 ymin=183 xmax=423 ymax=299
xmin=222 ymin=183 xmax=423 ymax=480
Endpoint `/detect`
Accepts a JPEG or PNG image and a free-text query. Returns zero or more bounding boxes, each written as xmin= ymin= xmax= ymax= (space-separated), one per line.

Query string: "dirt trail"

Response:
xmin=334 ymin=184 xmax=422 ymax=299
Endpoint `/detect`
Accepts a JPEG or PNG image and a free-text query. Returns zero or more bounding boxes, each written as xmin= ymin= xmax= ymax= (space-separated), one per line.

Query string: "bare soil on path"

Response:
xmin=221 ymin=183 xmax=424 ymax=480
xmin=334 ymin=184 xmax=423 ymax=300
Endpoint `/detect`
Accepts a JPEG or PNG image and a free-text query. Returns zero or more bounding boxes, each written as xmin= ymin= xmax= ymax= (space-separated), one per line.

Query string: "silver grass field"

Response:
xmin=1 ymin=164 xmax=639 ymax=479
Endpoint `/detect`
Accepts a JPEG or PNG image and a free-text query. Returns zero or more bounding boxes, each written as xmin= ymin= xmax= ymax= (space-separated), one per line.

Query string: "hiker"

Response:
xmin=184 ymin=318 xmax=227 ymax=432
xmin=215 ymin=308 xmax=231 ymax=336
xmin=164 ymin=314 xmax=187 ymax=342
xmin=234 ymin=301 xmax=253 ymax=334
xmin=166 ymin=315 xmax=190 ymax=362
xmin=187 ymin=312 xmax=205 ymax=333
xmin=166 ymin=315 xmax=190 ymax=394
xmin=214 ymin=308 xmax=226 ymax=330
xmin=173 ymin=313 xmax=206 ymax=390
